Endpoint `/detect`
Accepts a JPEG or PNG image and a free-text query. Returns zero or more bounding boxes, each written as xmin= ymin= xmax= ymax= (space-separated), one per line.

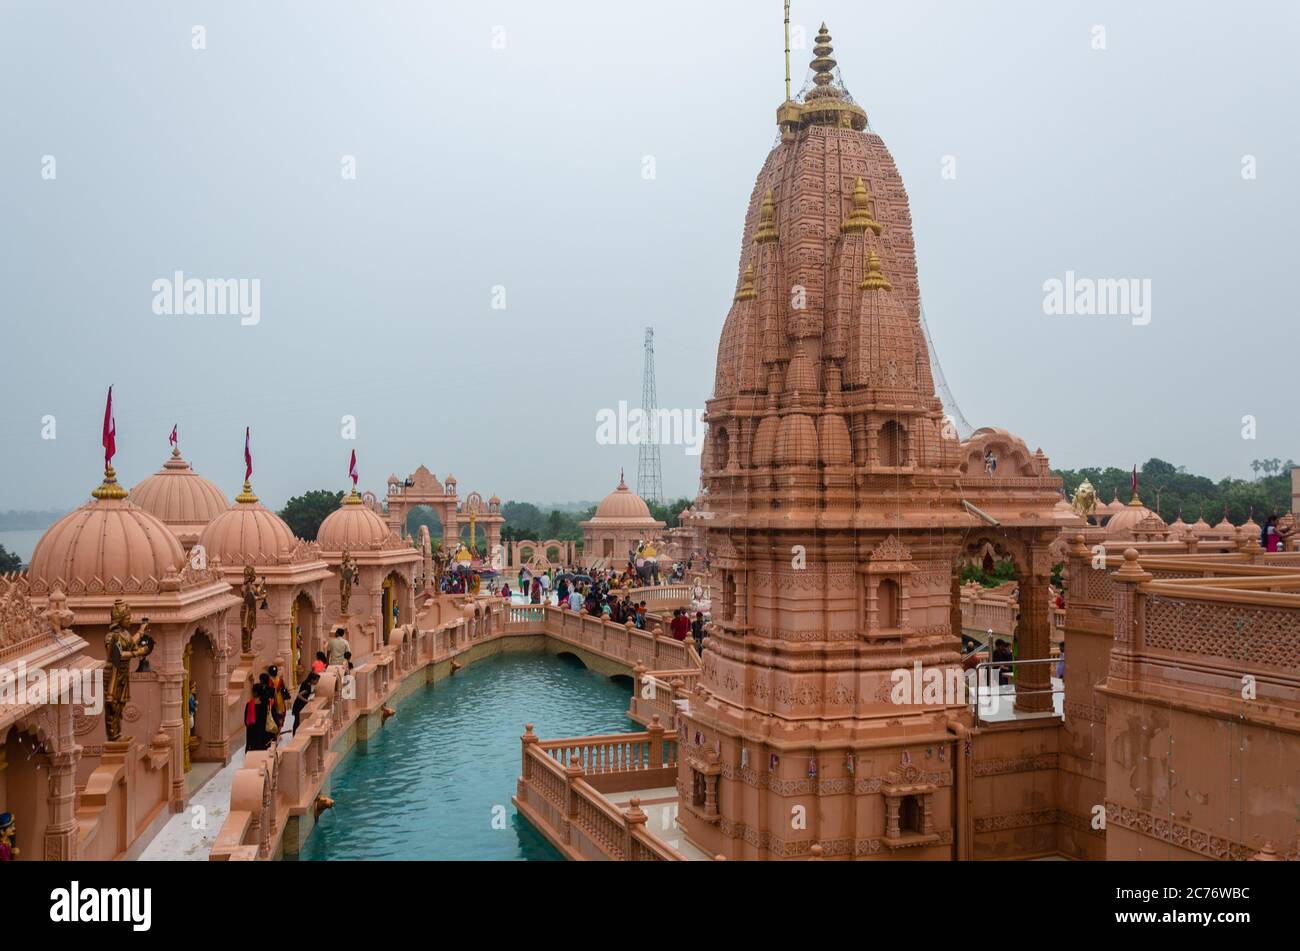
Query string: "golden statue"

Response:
xmin=1070 ymin=479 xmax=1098 ymax=521
xmin=104 ymin=600 xmax=155 ymax=742
xmin=240 ymin=565 xmax=268 ymax=654
xmin=339 ymin=549 xmax=360 ymax=615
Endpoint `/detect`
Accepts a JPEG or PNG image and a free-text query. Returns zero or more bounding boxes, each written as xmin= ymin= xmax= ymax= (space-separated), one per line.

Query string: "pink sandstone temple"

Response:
xmin=2 ymin=21 xmax=1299 ymax=865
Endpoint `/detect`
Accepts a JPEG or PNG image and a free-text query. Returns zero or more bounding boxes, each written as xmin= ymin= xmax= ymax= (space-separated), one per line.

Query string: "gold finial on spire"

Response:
xmin=735 ymin=264 xmax=757 ymax=301
xmin=794 ymin=22 xmax=868 ymax=131
xmin=859 ymin=249 xmax=892 ymax=292
xmin=754 ymin=190 xmax=779 ymax=243
xmin=235 ymin=480 xmax=259 ymax=504
xmin=810 ymin=23 xmax=837 ymax=92
xmin=344 ymin=486 xmax=362 ymax=505
xmin=91 ymin=465 xmax=129 ymax=501
xmin=841 ymin=178 xmax=882 ymax=235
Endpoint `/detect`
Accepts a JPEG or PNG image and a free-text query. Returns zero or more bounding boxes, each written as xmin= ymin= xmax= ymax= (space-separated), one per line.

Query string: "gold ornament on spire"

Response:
xmin=735 ymin=264 xmax=757 ymax=301
xmin=795 ymin=23 xmax=868 ymax=131
xmin=235 ymin=480 xmax=258 ymax=504
xmin=859 ymin=249 xmax=892 ymax=292
xmin=91 ymin=465 xmax=129 ymax=501
xmin=754 ymin=190 xmax=779 ymax=243
xmin=841 ymin=178 xmax=882 ymax=235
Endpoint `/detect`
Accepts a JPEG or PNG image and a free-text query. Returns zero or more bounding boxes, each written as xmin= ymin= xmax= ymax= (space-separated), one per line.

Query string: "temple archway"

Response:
xmin=381 ymin=570 xmax=410 ymax=645
xmin=1 ymin=725 xmax=50 ymax=860
xmin=405 ymin=505 xmax=443 ymax=545
xmin=184 ymin=629 xmax=220 ymax=769
xmin=291 ymin=591 xmax=318 ymax=686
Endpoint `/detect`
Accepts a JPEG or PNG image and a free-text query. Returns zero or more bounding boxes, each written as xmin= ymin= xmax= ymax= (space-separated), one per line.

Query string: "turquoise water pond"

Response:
xmin=296 ymin=651 xmax=637 ymax=861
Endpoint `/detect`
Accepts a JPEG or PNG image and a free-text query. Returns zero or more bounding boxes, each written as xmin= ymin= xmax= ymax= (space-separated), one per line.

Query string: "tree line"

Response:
xmin=1054 ymin=458 xmax=1295 ymax=525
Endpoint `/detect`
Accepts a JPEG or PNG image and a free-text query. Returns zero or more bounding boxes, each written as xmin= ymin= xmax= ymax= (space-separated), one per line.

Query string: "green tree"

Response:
xmin=279 ymin=490 xmax=345 ymax=541
xmin=1054 ymin=459 xmax=1293 ymax=524
xmin=405 ymin=506 xmax=443 ymax=542
xmin=648 ymin=497 xmax=695 ymax=528
xmin=0 ymin=543 xmax=22 ymax=573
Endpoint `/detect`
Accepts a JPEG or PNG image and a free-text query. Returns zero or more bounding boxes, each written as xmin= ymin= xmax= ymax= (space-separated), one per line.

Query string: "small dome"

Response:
xmin=1105 ymin=498 xmax=1165 ymax=538
xmin=30 ymin=469 xmax=186 ymax=591
xmin=317 ymin=490 xmax=392 ymax=551
xmin=129 ymin=449 xmax=229 ymax=547
xmin=198 ymin=482 xmax=298 ymax=566
xmin=593 ymin=475 xmax=654 ymax=521
xmin=750 ymin=415 xmax=779 ymax=467
xmin=775 ymin=413 xmax=818 ymax=466
xmin=818 ymin=414 xmax=852 ymax=466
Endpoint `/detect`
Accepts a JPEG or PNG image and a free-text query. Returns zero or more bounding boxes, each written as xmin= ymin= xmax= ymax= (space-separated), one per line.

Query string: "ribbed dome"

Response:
xmin=1105 ymin=499 xmax=1165 ymax=538
xmin=30 ymin=473 xmax=186 ymax=590
xmin=129 ymin=448 xmax=229 ymax=547
xmin=592 ymin=476 xmax=655 ymax=521
xmin=317 ymin=491 xmax=392 ymax=551
xmin=198 ymin=482 xmax=298 ymax=566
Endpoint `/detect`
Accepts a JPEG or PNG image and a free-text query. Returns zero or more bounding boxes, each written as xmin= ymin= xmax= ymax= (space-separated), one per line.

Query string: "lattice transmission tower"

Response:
xmin=637 ymin=326 xmax=665 ymax=505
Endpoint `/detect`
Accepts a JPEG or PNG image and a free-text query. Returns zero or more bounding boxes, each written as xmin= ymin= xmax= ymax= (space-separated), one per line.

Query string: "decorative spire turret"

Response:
xmin=754 ymin=190 xmax=779 ymax=243
xmin=841 ymin=178 xmax=882 ymax=235
xmin=859 ymin=250 xmax=892 ymax=291
xmin=735 ymin=264 xmax=757 ymax=301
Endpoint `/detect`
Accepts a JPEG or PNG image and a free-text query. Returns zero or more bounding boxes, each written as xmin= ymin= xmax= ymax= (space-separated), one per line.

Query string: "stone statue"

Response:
xmin=240 ymin=564 xmax=268 ymax=654
xmin=339 ymin=549 xmax=360 ymax=615
xmin=104 ymin=600 xmax=154 ymax=742
xmin=431 ymin=545 xmax=450 ymax=590
xmin=1071 ymin=479 xmax=1098 ymax=520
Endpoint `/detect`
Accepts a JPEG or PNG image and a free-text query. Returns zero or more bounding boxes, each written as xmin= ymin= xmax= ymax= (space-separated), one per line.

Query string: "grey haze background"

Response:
xmin=1 ymin=0 xmax=1296 ymax=512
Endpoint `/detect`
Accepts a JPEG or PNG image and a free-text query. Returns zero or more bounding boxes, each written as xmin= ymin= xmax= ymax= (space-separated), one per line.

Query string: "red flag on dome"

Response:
xmin=169 ymin=424 xmax=177 ymax=447
xmin=102 ymin=386 xmax=116 ymax=468
xmin=1131 ymin=465 xmax=1138 ymax=496
xmin=244 ymin=427 xmax=253 ymax=481
xmin=349 ymin=449 xmax=358 ymax=487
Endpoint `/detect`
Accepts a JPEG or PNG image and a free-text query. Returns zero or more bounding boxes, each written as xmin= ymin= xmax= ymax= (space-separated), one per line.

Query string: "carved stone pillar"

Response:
xmin=157 ymin=663 xmax=187 ymax=808
xmin=1014 ymin=551 xmax=1054 ymax=714
xmin=885 ymin=795 xmax=901 ymax=838
xmin=44 ymin=749 xmax=79 ymax=861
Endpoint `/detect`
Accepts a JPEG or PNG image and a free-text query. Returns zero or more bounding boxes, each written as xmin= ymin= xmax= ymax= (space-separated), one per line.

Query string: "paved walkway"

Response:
xmin=137 ymin=712 xmax=297 ymax=861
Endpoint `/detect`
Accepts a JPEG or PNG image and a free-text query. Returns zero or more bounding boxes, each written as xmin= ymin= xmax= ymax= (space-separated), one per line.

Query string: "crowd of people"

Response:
xmin=243 ymin=625 xmax=356 ymax=753
xmin=494 ymin=562 xmax=712 ymax=653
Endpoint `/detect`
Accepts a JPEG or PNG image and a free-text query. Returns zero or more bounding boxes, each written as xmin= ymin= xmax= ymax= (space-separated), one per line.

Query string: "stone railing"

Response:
xmin=1134 ymin=581 xmax=1300 ymax=679
xmin=208 ymin=593 xmax=704 ymax=860
xmin=513 ymin=719 xmax=685 ymax=861
xmin=629 ymin=665 xmax=700 ymax=728
xmin=623 ymin=583 xmax=692 ymax=608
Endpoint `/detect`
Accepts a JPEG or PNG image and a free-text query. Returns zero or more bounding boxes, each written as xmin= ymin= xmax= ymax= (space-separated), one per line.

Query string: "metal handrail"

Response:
xmin=970 ymin=656 xmax=1064 ymax=725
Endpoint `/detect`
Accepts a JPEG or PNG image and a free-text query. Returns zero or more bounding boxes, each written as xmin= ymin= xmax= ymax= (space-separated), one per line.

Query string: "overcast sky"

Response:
xmin=2 ymin=0 xmax=1296 ymax=512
